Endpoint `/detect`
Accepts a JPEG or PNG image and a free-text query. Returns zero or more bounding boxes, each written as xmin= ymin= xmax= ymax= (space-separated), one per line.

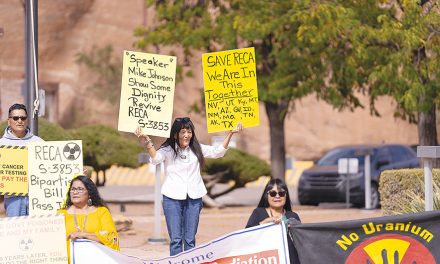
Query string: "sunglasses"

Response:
xmin=9 ymin=116 xmax=27 ymax=121
xmin=267 ymin=190 xmax=287 ymax=198
xmin=176 ymin=117 xmax=191 ymax=123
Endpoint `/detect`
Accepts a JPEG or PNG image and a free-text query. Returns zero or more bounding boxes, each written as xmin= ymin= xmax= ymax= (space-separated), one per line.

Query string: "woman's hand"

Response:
xmin=231 ymin=122 xmax=243 ymax=134
xmin=134 ymin=127 xmax=151 ymax=146
xmin=260 ymin=217 xmax=282 ymax=225
xmin=67 ymin=232 xmax=84 ymax=241
xmin=223 ymin=122 xmax=243 ymax=148
xmin=67 ymin=231 xmax=101 ymax=244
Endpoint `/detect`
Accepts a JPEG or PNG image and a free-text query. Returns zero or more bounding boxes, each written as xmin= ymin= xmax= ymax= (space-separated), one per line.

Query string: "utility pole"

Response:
xmin=0 ymin=27 xmax=4 ymax=118
xmin=25 ymin=0 xmax=38 ymax=135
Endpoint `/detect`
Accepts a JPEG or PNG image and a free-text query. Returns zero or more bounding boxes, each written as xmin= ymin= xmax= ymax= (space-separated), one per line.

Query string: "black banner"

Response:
xmin=289 ymin=211 xmax=440 ymax=263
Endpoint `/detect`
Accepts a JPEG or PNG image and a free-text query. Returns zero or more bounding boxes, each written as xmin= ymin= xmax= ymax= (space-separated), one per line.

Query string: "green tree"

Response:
xmin=135 ymin=0 xmax=362 ymax=179
xmin=295 ymin=0 xmax=440 ymax=158
xmin=358 ymin=0 xmax=440 ymax=150
xmin=203 ymin=148 xmax=271 ymax=198
xmin=75 ymin=45 xmax=122 ymax=104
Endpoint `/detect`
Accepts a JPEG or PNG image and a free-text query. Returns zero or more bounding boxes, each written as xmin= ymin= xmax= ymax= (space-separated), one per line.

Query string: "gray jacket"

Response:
xmin=0 ymin=127 xmax=43 ymax=197
xmin=0 ymin=127 xmax=43 ymax=147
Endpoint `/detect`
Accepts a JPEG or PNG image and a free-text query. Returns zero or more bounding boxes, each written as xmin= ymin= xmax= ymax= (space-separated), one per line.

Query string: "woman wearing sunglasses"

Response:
xmin=246 ymin=178 xmax=301 ymax=264
xmin=0 ymin=103 xmax=43 ymax=217
xmin=135 ymin=117 xmax=243 ymax=256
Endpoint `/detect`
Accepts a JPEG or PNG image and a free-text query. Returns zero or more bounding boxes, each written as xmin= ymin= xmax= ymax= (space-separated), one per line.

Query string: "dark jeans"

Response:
xmin=162 ymin=195 xmax=203 ymax=256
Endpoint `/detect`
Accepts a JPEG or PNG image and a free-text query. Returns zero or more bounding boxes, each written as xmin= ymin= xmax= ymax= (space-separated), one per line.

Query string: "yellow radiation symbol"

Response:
xmin=363 ymin=239 xmax=410 ymax=264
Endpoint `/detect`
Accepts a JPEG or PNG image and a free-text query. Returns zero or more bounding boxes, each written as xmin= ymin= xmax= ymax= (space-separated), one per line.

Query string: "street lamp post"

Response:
xmin=25 ymin=0 xmax=39 ymax=135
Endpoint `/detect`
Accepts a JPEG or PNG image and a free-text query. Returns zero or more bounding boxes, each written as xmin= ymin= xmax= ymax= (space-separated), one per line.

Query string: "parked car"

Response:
xmin=298 ymin=144 xmax=420 ymax=208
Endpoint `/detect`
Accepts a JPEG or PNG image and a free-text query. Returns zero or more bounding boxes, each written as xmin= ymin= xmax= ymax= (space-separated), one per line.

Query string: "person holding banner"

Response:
xmin=246 ymin=178 xmax=301 ymax=264
xmin=0 ymin=103 xmax=43 ymax=217
xmin=135 ymin=117 xmax=243 ymax=256
xmin=58 ymin=175 xmax=119 ymax=258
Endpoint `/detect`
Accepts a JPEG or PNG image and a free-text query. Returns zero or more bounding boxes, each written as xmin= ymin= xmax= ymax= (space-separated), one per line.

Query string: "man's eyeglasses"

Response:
xmin=70 ymin=187 xmax=86 ymax=193
xmin=267 ymin=190 xmax=287 ymax=198
xmin=9 ymin=116 xmax=27 ymax=121
xmin=175 ymin=117 xmax=190 ymax=123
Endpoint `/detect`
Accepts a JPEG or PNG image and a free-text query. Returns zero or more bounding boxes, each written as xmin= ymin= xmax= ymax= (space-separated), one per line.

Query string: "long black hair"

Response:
xmin=257 ymin=178 xmax=292 ymax=212
xmin=63 ymin=175 xmax=106 ymax=209
xmin=160 ymin=117 xmax=205 ymax=168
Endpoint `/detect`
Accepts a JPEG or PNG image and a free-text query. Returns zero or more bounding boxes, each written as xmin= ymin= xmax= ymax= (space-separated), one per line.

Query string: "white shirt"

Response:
xmin=150 ymin=144 xmax=228 ymax=200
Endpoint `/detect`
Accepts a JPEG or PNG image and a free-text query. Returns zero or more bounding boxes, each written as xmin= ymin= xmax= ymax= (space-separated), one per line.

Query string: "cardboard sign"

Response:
xmin=0 ymin=146 xmax=28 ymax=196
xmin=0 ymin=214 xmax=68 ymax=264
xmin=27 ymin=141 xmax=83 ymax=215
xmin=118 ymin=50 xmax=177 ymax=137
xmin=202 ymin=47 xmax=259 ymax=133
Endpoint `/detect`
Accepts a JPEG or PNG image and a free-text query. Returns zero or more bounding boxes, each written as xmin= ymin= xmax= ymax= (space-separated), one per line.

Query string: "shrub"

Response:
xmin=379 ymin=169 xmax=440 ymax=215
xmin=1 ymin=121 xmax=143 ymax=186
xmin=70 ymin=125 xmax=143 ymax=185
xmin=203 ymin=148 xmax=271 ymax=198
xmin=0 ymin=119 xmax=72 ymax=140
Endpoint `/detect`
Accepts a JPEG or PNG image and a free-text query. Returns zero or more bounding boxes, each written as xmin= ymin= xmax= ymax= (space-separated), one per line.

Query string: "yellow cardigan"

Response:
xmin=58 ymin=206 xmax=119 ymax=257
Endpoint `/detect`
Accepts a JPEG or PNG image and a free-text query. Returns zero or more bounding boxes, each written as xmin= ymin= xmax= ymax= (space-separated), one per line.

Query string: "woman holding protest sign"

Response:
xmin=246 ymin=178 xmax=301 ymax=264
xmin=58 ymin=175 xmax=119 ymax=259
xmin=0 ymin=103 xmax=43 ymax=217
xmin=135 ymin=117 xmax=243 ymax=256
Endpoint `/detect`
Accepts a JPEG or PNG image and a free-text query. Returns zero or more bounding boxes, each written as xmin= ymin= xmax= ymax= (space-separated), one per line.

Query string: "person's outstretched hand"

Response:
xmin=231 ymin=122 xmax=243 ymax=134
xmin=134 ymin=127 xmax=149 ymax=145
xmin=260 ymin=216 xmax=282 ymax=225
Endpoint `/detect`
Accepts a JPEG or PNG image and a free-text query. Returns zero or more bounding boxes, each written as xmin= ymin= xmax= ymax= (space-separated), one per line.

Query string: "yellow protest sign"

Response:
xmin=28 ymin=141 xmax=84 ymax=215
xmin=118 ymin=50 xmax=177 ymax=137
xmin=0 ymin=145 xmax=28 ymax=196
xmin=0 ymin=214 xmax=68 ymax=263
xmin=202 ymin=47 xmax=259 ymax=133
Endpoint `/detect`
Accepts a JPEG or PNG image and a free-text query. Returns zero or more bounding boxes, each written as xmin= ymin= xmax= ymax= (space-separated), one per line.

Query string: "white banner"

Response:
xmin=0 ymin=214 xmax=68 ymax=264
xmin=72 ymin=223 xmax=289 ymax=264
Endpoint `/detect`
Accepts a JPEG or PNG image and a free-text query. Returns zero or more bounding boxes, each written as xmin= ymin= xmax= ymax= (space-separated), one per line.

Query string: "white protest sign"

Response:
xmin=28 ymin=141 xmax=83 ymax=215
xmin=338 ymin=158 xmax=359 ymax=174
xmin=0 ymin=215 xmax=68 ymax=264
xmin=118 ymin=50 xmax=177 ymax=137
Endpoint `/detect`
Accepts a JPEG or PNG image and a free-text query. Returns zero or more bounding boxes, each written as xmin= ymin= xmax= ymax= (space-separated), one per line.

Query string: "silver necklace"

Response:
xmin=178 ymin=147 xmax=190 ymax=162
xmin=268 ymin=208 xmax=285 ymax=218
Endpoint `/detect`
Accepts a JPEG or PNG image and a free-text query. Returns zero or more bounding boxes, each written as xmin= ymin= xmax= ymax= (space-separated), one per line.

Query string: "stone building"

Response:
xmin=0 ymin=0 xmax=426 ymax=162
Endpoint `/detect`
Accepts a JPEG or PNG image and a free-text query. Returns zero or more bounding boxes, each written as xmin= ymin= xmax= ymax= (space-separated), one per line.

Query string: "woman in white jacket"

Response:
xmin=135 ymin=117 xmax=242 ymax=255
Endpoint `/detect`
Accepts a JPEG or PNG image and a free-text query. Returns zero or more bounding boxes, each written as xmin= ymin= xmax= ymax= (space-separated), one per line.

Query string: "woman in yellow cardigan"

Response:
xmin=58 ymin=175 xmax=119 ymax=258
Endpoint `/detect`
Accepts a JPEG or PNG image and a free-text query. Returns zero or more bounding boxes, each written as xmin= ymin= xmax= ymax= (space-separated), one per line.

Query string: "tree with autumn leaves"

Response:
xmin=135 ymin=0 xmax=440 ymax=178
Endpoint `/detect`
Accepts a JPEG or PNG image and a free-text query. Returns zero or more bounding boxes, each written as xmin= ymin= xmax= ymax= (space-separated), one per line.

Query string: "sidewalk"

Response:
xmin=98 ymin=184 xmax=272 ymax=206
